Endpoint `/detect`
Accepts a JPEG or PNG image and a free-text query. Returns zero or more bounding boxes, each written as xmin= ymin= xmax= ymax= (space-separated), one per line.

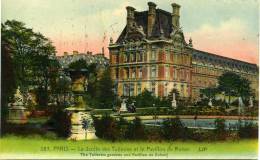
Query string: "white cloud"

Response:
xmin=186 ymin=18 xmax=258 ymax=63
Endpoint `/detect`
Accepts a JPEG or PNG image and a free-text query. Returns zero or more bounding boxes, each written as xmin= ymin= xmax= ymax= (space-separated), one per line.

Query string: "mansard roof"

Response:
xmin=192 ymin=49 xmax=258 ymax=72
xmin=116 ymin=9 xmax=173 ymax=43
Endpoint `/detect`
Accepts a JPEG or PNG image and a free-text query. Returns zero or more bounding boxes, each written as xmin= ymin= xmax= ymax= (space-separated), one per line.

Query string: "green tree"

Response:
xmin=162 ymin=117 xmax=188 ymax=140
xmin=2 ymin=20 xmax=59 ymax=107
xmin=218 ymin=72 xmax=252 ymax=103
xmin=200 ymin=87 xmax=218 ymax=99
xmin=214 ymin=118 xmax=226 ymax=140
xmin=52 ymin=72 xmax=71 ymax=107
xmin=238 ymin=77 xmax=253 ymax=100
xmin=68 ymin=59 xmax=89 ymax=71
xmin=126 ymin=117 xmax=146 ymax=140
xmin=33 ymin=54 xmax=60 ymax=106
xmin=135 ymin=89 xmax=156 ymax=108
xmin=167 ymin=88 xmax=180 ymax=102
xmin=1 ymin=42 xmax=17 ymax=124
xmin=95 ymin=69 xmax=116 ymax=108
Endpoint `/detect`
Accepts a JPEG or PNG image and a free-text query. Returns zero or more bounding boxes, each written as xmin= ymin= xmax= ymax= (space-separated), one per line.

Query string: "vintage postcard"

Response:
xmin=1 ymin=0 xmax=259 ymax=159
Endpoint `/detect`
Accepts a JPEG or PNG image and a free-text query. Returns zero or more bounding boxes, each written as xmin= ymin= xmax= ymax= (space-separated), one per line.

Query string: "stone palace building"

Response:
xmin=108 ymin=2 xmax=258 ymax=101
xmin=57 ymin=50 xmax=109 ymax=69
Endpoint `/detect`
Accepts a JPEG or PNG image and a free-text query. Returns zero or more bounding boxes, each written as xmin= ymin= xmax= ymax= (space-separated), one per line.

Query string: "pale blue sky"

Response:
xmin=2 ymin=0 xmax=259 ymax=63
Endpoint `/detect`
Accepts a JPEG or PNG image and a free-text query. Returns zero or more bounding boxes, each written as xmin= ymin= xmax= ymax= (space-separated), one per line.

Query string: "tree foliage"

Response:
xmin=167 ymin=88 xmax=180 ymax=101
xmin=2 ymin=20 xmax=60 ymax=107
xmin=1 ymin=41 xmax=17 ymax=123
xmin=94 ymin=69 xmax=116 ymax=108
xmin=217 ymin=72 xmax=252 ymax=103
xmin=68 ymin=59 xmax=88 ymax=71
xmin=162 ymin=117 xmax=188 ymax=140
xmin=135 ymin=89 xmax=157 ymax=108
xmin=200 ymin=87 xmax=218 ymax=99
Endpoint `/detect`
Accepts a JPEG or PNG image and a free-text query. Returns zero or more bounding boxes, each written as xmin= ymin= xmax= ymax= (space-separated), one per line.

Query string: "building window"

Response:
xmin=139 ymin=67 xmax=142 ymax=78
xmin=138 ymin=52 xmax=143 ymax=62
xmin=151 ymin=82 xmax=156 ymax=96
xmin=165 ymin=66 xmax=169 ymax=79
xmin=186 ymin=71 xmax=189 ymax=81
xmin=124 ymin=53 xmax=130 ymax=63
xmin=116 ymin=68 xmax=119 ymax=79
xmin=132 ymin=68 xmax=136 ymax=78
xmin=131 ymin=53 xmax=136 ymax=62
xmin=126 ymin=68 xmax=129 ymax=79
xmin=181 ymin=84 xmax=184 ymax=96
xmin=130 ymin=83 xmax=134 ymax=96
xmin=137 ymin=83 xmax=142 ymax=95
xmin=151 ymin=66 xmax=156 ymax=78
xmin=151 ymin=50 xmax=156 ymax=60
xmin=126 ymin=54 xmax=130 ymax=62
xmin=164 ymin=83 xmax=168 ymax=97
xmin=123 ymin=84 xmax=129 ymax=96
xmin=166 ymin=51 xmax=170 ymax=62
xmin=173 ymin=69 xmax=177 ymax=80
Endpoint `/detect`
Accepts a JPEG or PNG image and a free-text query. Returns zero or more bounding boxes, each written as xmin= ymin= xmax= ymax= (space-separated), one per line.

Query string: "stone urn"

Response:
xmin=64 ymin=69 xmax=97 ymax=140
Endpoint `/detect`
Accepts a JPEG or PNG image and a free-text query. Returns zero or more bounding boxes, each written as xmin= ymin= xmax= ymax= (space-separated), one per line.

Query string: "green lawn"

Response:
xmin=0 ymin=135 xmax=257 ymax=159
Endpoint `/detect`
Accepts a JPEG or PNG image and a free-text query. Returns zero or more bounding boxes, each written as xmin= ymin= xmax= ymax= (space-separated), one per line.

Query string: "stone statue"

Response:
xmin=13 ymin=86 xmax=24 ymax=106
xmin=249 ymin=97 xmax=253 ymax=107
xmin=238 ymin=97 xmax=244 ymax=115
xmin=188 ymin=37 xmax=193 ymax=47
xmin=208 ymin=98 xmax=213 ymax=107
xmin=120 ymin=99 xmax=128 ymax=112
xmin=171 ymin=93 xmax=177 ymax=108
xmin=84 ymin=79 xmax=88 ymax=92
xmin=7 ymin=86 xmax=28 ymax=124
xmin=110 ymin=37 xmax=113 ymax=44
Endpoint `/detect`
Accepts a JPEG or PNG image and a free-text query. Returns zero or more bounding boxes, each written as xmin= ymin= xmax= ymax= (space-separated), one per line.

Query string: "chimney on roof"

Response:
xmin=171 ymin=3 xmax=181 ymax=29
xmin=126 ymin=6 xmax=136 ymax=31
xmin=73 ymin=50 xmax=78 ymax=55
xmin=102 ymin=47 xmax=105 ymax=56
xmin=147 ymin=2 xmax=156 ymax=38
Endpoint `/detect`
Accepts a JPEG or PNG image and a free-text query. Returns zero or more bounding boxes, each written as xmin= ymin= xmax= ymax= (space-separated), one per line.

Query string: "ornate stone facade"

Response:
xmin=192 ymin=49 xmax=258 ymax=101
xmin=109 ymin=2 xmax=258 ymax=101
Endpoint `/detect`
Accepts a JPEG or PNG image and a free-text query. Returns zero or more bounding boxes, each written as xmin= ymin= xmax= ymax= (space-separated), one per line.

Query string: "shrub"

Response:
xmin=190 ymin=129 xmax=214 ymax=142
xmin=126 ymin=117 xmax=146 ymax=140
xmin=2 ymin=123 xmax=46 ymax=136
xmin=214 ymin=118 xmax=227 ymax=140
xmin=45 ymin=109 xmax=71 ymax=138
xmin=238 ymin=121 xmax=258 ymax=139
xmin=161 ymin=117 xmax=188 ymax=140
xmin=43 ymin=131 xmax=58 ymax=140
xmin=93 ymin=114 xmax=120 ymax=141
xmin=146 ymin=127 xmax=162 ymax=142
xmin=116 ymin=117 xmax=129 ymax=140
xmin=134 ymin=89 xmax=156 ymax=108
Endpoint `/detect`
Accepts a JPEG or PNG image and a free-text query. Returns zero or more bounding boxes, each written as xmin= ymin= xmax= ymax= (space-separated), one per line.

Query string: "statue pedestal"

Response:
xmin=120 ymin=102 xmax=128 ymax=112
xmin=172 ymin=100 xmax=177 ymax=109
xmin=7 ymin=87 xmax=28 ymax=124
xmin=7 ymin=105 xmax=28 ymax=124
xmin=65 ymin=107 xmax=97 ymax=140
